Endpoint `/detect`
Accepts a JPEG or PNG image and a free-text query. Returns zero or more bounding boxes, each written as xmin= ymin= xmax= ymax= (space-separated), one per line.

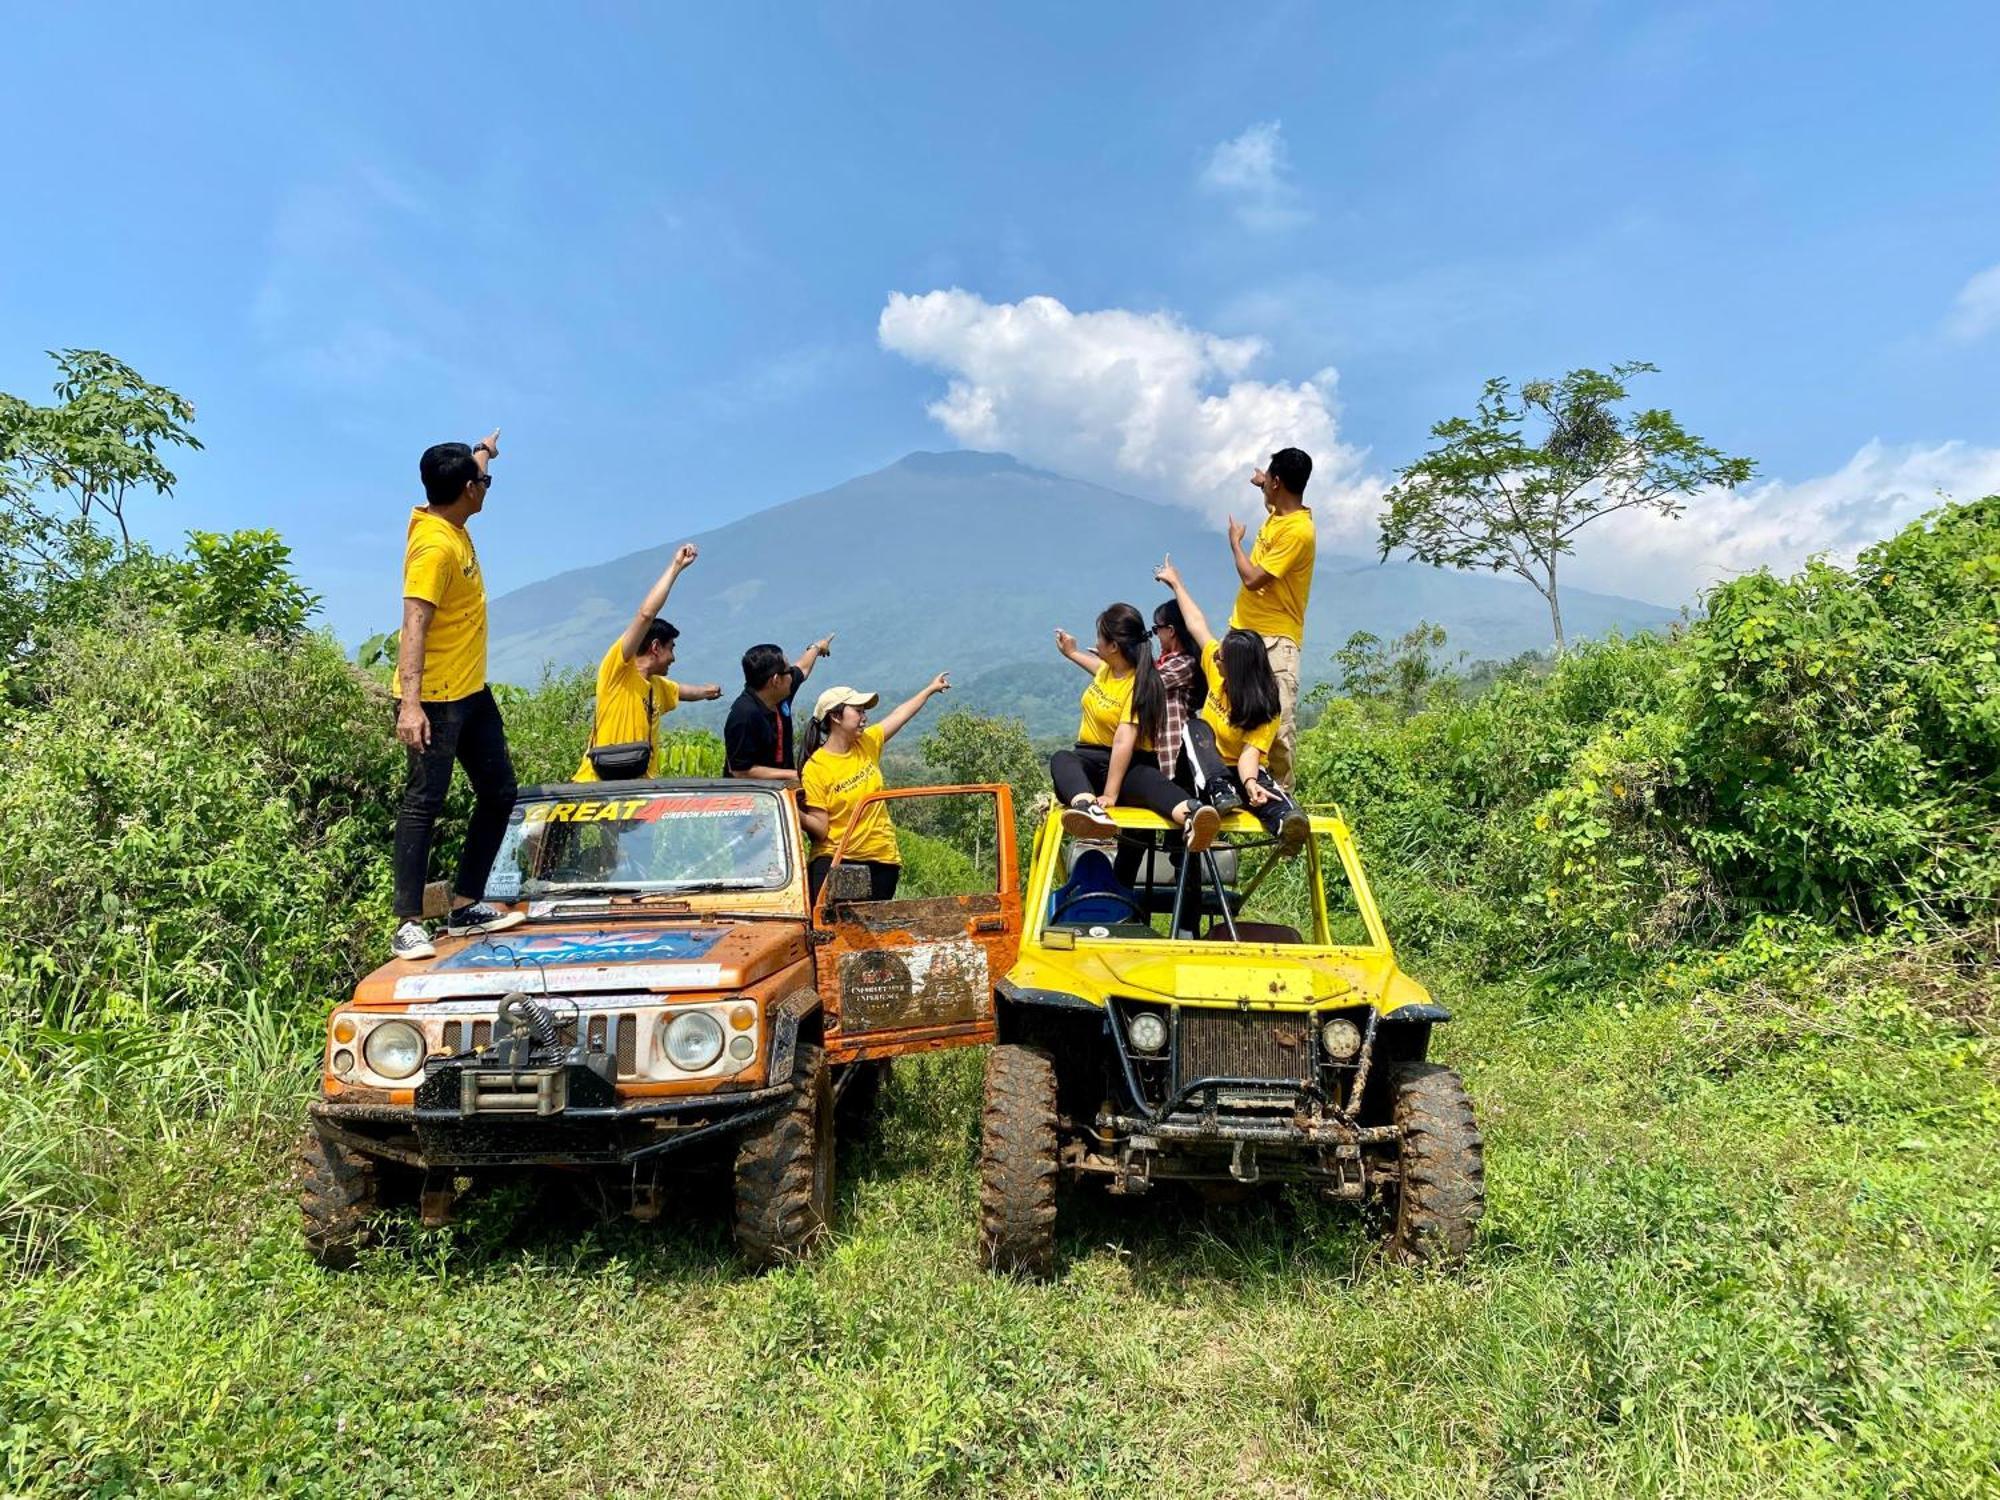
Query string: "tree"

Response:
xmin=1332 ymin=620 xmax=1455 ymax=720
xmin=917 ymin=708 xmax=1047 ymax=871
xmin=1377 ymin=362 xmax=1752 ymax=650
xmin=1 ymin=348 xmax=201 ymax=557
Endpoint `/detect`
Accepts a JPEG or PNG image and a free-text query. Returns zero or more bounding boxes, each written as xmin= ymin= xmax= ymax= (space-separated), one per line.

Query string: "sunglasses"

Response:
xmin=473 ymin=473 xmax=494 ymax=488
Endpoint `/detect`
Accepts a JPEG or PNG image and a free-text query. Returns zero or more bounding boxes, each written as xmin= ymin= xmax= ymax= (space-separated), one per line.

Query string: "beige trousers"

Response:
xmin=1262 ymin=633 xmax=1301 ymax=789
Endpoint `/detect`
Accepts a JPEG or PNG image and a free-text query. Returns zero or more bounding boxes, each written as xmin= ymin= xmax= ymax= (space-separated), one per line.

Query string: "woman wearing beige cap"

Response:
xmin=798 ymin=672 xmax=951 ymax=903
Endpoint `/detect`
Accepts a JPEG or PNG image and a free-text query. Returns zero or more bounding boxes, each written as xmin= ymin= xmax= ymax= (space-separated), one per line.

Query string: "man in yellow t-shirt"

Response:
xmin=573 ymin=543 xmax=723 ymax=781
xmin=1226 ymin=446 xmax=1316 ymax=789
xmin=391 ymin=430 xmax=525 ymax=962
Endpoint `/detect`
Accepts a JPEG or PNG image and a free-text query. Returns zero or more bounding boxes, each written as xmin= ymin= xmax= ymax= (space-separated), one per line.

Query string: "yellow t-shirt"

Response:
xmin=1197 ymin=638 xmax=1279 ymax=765
xmin=1075 ymin=665 xmax=1154 ymax=751
xmin=402 ymin=508 xmax=487 ymax=701
xmin=573 ymin=637 xmax=683 ymax=781
xmin=1229 ymin=507 xmax=1316 ymax=644
xmin=800 ymin=725 xmax=898 ymax=864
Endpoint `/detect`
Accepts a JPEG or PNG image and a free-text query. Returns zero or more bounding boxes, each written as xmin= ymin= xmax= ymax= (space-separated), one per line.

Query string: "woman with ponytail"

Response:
xmin=1050 ymin=602 xmax=1222 ymax=855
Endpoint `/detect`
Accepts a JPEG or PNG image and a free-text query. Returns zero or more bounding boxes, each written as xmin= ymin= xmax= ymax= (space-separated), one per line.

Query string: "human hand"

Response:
xmin=813 ymin=634 xmax=835 ymax=658
xmin=928 ymin=672 xmax=952 ymax=696
xmin=696 ymin=683 xmax=722 ymax=700
xmin=1227 ymin=516 xmax=1247 ymax=550
xmin=395 ymin=700 xmax=430 ymax=751
xmin=671 ymin=543 xmax=698 ymax=570
xmin=1055 ymin=628 xmax=1078 ymax=656
xmin=1245 ymin=778 xmax=1272 ymax=808
xmin=478 ymin=428 xmax=501 ymax=461
xmin=1153 ymin=554 xmax=1181 ymax=590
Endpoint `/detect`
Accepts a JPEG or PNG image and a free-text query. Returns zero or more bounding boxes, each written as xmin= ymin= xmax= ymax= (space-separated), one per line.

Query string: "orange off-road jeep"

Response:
xmin=301 ymin=779 xmax=1019 ymax=1267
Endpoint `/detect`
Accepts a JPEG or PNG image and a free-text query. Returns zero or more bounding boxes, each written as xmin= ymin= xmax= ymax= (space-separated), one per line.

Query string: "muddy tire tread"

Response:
xmin=1386 ymin=1060 xmax=1484 ymax=1266
xmin=297 ymin=1127 xmax=379 ymax=1270
xmin=978 ymin=1044 xmax=1060 ymax=1278
xmin=734 ymin=1042 xmax=832 ymax=1268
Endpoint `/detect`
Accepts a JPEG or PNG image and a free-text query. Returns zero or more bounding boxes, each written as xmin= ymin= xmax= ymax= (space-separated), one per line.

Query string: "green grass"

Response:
xmin=4 ymin=943 xmax=1996 ymax=1498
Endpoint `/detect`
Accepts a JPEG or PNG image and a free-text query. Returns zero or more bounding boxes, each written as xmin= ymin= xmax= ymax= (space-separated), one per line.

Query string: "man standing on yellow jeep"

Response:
xmin=1227 ymin=447 xmax=1315 ymax=789
xmin=390 ymin=430 xmax=525 ymax=962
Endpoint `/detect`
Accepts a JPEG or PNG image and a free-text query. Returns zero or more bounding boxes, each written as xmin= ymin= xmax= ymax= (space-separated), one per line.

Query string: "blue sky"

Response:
xmin=5 ymin=1 xmax=1997 ymax=641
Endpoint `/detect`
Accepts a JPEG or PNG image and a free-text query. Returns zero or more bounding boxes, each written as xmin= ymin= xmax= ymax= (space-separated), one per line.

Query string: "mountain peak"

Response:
xmin=888 ymin=449 xmax=1038 ymax=478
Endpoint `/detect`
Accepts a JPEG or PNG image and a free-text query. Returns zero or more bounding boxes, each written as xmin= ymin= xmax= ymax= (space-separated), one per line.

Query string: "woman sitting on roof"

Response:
xmin=798 ymin=673 xmax=952 ymax=904
xmin=1154 ymin=557 xmax=1310 ymax=852
xmin=1050 ymin=602 xmax=1221 ymax=855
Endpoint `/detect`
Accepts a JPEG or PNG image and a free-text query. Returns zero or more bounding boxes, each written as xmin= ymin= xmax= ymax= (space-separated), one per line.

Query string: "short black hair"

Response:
xmin=641 ymin=619 xmax=679 ymax=653
xmin=419 ymin=442 xmax=480 ymax=506
xmin=741 ymin=643 xmax=788 ymax=690
xmin=1268 ymin=447 xmax=1313 ymax=498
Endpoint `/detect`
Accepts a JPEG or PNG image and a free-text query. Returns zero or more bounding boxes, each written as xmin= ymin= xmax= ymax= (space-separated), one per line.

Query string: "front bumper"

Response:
xmin=311 ymin=1062 xmax=795 ymax=1168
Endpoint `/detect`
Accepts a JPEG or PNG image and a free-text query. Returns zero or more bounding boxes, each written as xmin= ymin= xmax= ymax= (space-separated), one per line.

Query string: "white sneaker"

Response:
xmin=391 ymin=921 xmax=436 ymax=962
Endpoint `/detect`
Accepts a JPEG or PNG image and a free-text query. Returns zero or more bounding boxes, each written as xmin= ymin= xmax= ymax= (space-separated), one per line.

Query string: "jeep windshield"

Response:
xmin=485 ymin=786 xmax=793 ymax=900
xmin=1040 ymin=822 xmax=1386 ymax=952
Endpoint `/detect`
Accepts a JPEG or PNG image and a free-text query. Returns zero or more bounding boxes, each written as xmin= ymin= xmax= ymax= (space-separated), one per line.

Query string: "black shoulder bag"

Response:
xmin=585 ymin=682 xmax=655 ymax=781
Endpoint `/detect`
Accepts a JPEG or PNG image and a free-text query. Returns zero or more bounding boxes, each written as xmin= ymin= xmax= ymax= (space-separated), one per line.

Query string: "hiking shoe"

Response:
xmin=1185 ymin=802 xmax=1222 ymax=855
xmin=1210 ymin=786 xmax=1245 ymax=818
xmin=1061 ymin=799 xmax=1116 ymax=838
xmin=391 ymin=920 xmax=437 ymax=962
xmin=1277 ymin=811 xmax=1311 ymax=855
xmin=445 ymin=902 xmax=525 ymax=937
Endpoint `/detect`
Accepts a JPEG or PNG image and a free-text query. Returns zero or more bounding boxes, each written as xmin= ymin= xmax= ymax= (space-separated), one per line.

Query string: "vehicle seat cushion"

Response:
xmin=1051 ymin=848 xmax=1143 ymax=926
xmin=1204 ymin=921 xmax=1303 ymax=944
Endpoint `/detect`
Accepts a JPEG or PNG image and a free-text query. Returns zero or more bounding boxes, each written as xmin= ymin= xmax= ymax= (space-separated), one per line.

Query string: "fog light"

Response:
xmin=728 ymin=1034 xmax=755 ymax=1061
xmin=662 ymin=1011 xmax=725 ymax=1071
xmin=363 ymin=1019 xmax=424 ymax=1079
xmin=1320 ymin=1018 xmax=1362 ymax=1060
xmin=729 ymin=1004 xmax=756 ymax=1032
xmin=1127 ymin=1011 xmax=1168 ymax=1054
xmin=332 ymin=1048 xmax=355 ymax=1077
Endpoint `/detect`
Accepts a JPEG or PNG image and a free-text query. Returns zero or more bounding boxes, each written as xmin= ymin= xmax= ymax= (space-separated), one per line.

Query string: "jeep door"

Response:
xmin=811 ymin=785 xmax=1020 ymax=1063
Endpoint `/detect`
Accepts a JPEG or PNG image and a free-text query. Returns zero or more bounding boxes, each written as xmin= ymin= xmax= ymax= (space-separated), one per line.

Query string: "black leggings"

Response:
xmin=1048 ymin=743 xmax=1191 ymax=822
xmin=1182 ymin=719 xmax=1300 ymax=835
xmin=808 ymin=856 xmax=902 ymax=905
xmin=394 ymin=687 xmax=519 ymax=918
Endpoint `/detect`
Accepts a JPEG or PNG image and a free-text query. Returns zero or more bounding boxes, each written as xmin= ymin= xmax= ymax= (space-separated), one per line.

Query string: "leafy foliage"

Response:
xmin=1379 ymin=362 xmax=1752 ymax=648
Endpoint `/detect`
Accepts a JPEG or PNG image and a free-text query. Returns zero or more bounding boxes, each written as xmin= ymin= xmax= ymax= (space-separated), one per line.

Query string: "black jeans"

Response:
xmin=807 ymin=856 xmax=902 ymax=906
xmin=1049 ymin=743 xmax=1194 ymax=887
xmin=393 ymin=687 xmax=519 ymax=919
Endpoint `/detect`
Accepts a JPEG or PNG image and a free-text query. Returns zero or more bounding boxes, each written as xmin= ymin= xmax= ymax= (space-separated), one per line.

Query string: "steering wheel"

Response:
xmin=1050 ymin=887 xmax=1149 ymax=927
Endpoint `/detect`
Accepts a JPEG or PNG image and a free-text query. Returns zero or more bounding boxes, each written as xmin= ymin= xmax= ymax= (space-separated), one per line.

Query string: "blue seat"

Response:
xmin=1050 ymin=848 xmax=1141 ymax=926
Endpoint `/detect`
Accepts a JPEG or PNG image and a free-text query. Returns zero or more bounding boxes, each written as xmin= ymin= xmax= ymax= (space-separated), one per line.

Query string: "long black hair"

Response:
xmin=1152 ymin=596 xmax=1208 ymax=715
xmin=797 ymin=708 xmax=835 ymax=771
xmin=1097 ymin=602 xmax=1165 ymax=745
xmin=1218 ymin=628 xmax=1282 ymax=732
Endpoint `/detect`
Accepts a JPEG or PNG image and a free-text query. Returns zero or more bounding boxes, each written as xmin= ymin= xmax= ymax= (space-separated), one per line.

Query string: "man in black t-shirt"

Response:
xmin=723 ymin=635 xmax=834 ymax=780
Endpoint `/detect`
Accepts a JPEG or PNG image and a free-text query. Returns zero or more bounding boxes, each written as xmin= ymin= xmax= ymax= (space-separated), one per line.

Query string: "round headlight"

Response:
xmin=1127 ymin=1011 xmax=1168 ymax=1054
xmin=662 ymin=1011 xmax=725 ymax=1071
xmin=331 ymin=1048 xmax=356 ymax=1077
xmin=727 ymin=1033 xmax=756 ymax=1061
xmin=1320 ymin=1017 xmax=1363 ymax=1061
xmin=363 ymin=1019 xmax=425 ymax=1080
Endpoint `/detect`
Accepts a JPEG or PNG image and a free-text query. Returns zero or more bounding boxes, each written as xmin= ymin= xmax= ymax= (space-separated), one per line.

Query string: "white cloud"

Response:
xmin=878 ymin=288 xmax=1380 ymax=540
xmin=1944 ymin=263 xmax=2000 ymax=342
xmin=1198 ymin=121 xmax=1309 ymax=232
xmin=1570 ymin=439 xmax=2000 ymax=604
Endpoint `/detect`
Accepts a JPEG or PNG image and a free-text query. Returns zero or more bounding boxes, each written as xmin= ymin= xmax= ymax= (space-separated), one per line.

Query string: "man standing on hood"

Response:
xmin=390 ymin=429 xmax=526 ymax=961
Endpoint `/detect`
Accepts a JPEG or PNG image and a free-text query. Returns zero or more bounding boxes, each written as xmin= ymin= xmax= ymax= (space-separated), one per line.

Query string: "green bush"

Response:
xmin=0 ymin=612 xmax=398 ymax=1024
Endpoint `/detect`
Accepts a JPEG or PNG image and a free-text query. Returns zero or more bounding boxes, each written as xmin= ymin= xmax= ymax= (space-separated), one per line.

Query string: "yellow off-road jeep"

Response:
xmin=977 ymin=804 xmax=1483 ymax=1277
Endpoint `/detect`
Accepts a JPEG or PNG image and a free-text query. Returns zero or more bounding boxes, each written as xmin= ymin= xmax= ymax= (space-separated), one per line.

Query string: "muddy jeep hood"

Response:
xmin=352 ymin=921 xmax=807 ymax=1007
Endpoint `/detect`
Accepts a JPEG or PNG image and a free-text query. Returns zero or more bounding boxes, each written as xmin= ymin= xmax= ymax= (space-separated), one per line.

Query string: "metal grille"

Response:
xmin=1177 ymin=1009 xmax=1315 ymax=1085
xmin=437 ymin=1012 xmax=637 ymax=1073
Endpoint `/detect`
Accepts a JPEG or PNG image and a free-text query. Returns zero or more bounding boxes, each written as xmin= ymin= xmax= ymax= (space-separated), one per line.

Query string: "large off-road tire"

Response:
xmin=978 ymin=1045 xmax=1060 ymax=1278
xmin=734 ymin=1042 xmax=834 ymax=1268
xmin=298 ymin=1125 xmax=383 ymax=1270
xmin=834 ymin=1058 xmax=892 ymax=1136
xmin=1383 ymin=1061 xmax=1484 ymax=1266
